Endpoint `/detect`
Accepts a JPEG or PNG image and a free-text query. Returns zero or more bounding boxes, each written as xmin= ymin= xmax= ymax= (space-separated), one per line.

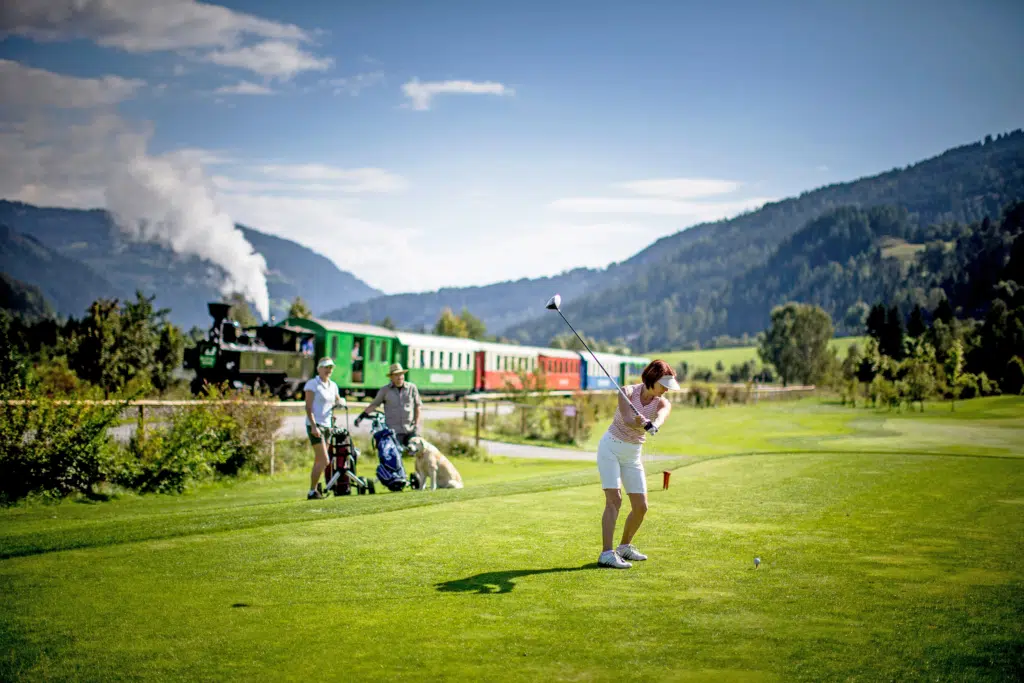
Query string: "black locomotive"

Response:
xmin=183 ymin=302 xmax=316 ymax=399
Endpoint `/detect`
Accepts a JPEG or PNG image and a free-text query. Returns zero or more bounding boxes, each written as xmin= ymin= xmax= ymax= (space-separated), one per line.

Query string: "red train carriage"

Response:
xmin=474 ymin=342 xmax=540 ymax=391
xmin=536 ymin=348 xmax=581 ymax=390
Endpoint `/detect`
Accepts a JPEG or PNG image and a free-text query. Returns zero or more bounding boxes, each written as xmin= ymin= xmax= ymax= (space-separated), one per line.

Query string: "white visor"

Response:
xmin=658 ymin=376 xmax=680 ymax=391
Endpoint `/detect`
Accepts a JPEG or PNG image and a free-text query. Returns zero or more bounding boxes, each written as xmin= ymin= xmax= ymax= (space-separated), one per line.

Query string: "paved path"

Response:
xmin=109 ymin=403 xmax=515 ymax=443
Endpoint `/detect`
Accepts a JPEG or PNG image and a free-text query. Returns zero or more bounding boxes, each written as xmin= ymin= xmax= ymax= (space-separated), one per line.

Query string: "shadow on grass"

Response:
xmin=436 ymin=563 xmax=602 ymax=594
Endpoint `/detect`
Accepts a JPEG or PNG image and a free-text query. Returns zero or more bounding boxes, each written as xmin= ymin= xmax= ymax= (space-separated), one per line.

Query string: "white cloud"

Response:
xmin=614 ymin=178 xmax=742 ymax=199
xmin=252 ymin=164 xmax=408 ymax=193
xmin=214 ymin=80 xmax=274 ymax=95
xmin=204 ymin=40 xmax=332 ymax=80
xmin=549 ymin=176 xmax=774 ymax=224
xmin=549 ymin=196 xmax=773 ymax=218
xmin=0 ymin=58 xmax=145 ymax=109
xmin=401 ymin=78 xmax=514 ymax=111
xmin=0 ymin=0 xmax=329 ymax=79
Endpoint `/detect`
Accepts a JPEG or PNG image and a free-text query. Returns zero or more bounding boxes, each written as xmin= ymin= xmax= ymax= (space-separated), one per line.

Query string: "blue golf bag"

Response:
xmin=367 ymin=413 xmax=414 ymax=492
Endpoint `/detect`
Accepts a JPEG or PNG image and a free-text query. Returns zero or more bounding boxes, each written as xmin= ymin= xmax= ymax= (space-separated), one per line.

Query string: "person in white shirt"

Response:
xmin=304 ymin=357 xmax=346 ymax=500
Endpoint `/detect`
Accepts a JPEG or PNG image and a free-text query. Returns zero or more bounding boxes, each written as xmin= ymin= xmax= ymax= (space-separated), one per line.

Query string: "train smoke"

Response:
xmin=105 ymin=143 xmax=271 ymax=321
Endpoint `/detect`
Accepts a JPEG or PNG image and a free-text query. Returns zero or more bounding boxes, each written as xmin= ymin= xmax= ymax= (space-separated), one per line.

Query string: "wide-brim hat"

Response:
xmin=658 ymin=376 xmax=680 ymax=391
xmin=388 ymin=362 xmax=407 ymax=376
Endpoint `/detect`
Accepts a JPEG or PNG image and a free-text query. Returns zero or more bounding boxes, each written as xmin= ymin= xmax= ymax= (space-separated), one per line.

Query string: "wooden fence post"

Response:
xmin=481 ymin=401 xmax=487 ymax=429
xmin=520 ymin=405 xmax=527 ymax=435
xmin=463 ymin=399 xmax=468 ymax=421
xmin=137 ymin=404 xmax=146 ymax=441
xmin=270 ymin=439 xmax=276 ymax=476
xmin=475 ymin=410 xmax=481 ymax=446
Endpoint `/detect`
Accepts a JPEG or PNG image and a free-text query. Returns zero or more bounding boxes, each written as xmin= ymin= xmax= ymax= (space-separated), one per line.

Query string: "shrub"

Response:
xmin=0 ymin=396 xmax=126 ymax=504
xmin=427 ymin=420 xmax=490 ymax=461
xmin=114 ymin=402 xmax=238 ymax=494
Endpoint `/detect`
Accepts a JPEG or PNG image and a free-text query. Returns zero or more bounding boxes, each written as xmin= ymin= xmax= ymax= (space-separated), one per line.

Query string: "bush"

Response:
xmin=427 ymin=420 xmax=490 ymax=461
xmin=113 ymin=402 xmax=239 ymax=494
xmin=0 ymin=396 xmax=127 ymax=504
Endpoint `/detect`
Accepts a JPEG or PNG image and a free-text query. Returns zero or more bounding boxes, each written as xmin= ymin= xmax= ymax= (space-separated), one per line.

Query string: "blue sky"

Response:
xmin=2 ymin=0 xmax=1023 ymax=304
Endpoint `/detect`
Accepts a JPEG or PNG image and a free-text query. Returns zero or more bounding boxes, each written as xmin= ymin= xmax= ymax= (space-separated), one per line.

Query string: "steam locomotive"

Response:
xmin=182 ymin=302 xmax=316 ymax=399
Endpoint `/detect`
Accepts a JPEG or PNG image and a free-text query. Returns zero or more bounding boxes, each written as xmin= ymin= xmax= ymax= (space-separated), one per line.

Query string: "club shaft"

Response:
xmin=556 ymin=310 xmax=643 ymax=419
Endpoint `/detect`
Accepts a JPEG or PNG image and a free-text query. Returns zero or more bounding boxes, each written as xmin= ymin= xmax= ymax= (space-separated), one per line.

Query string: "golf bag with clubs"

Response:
xmin=360 ymin=412 xmax=420 ymax=492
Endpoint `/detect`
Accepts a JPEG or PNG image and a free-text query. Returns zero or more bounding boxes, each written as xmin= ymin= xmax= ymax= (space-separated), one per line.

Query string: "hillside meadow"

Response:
xmin=651 ymin=336 xmax=866 ymax=373
xmin=1 ymin=396 xmax=1021 ymax=681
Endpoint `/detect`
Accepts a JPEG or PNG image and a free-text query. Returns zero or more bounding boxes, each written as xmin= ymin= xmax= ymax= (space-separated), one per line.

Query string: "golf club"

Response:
xmin=545 ymin=294 xmax=658 ymax=434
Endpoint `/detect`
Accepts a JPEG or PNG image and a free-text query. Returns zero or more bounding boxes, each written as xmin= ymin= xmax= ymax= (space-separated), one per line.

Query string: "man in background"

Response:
xmin=357 ymin=362 xmax=422 ymax=447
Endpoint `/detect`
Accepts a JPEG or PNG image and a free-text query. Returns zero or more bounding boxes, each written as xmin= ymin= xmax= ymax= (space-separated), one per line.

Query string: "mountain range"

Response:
xmin=2 ymin=129 xmax=1023 ymax=350
xmin=0 ymin=201 xmax=381 ymax=331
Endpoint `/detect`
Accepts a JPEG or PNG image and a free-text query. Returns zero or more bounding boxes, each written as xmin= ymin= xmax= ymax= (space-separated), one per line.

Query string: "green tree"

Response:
xmin=377 ymin=316 xmax=397 ymax=330
xmin=902 ymin=339 xmax=939 ymax=412
xmin=944 ymin=338 xmax=967 ymax=411
xmin=153 ymin=324 xmax=185 ymax=393
xmin=907 ymin=304 xmax=928 ymax=338
xmin=70 ymin=299 xmax=123 ymax=396
xmin=757 ymin=302 xmax=835 ymax=386
xmin=459 ymin=307 xmax=487 ymax=339
xmin=287 ymin=296 xmax=313 ymax=319
xmin=844 ymin=302 xmax=870 ymax=332
xmin=434 ymin=307 xmax=469 ymax=338
xmin=0 ymin=311 xmax=29 ymax=396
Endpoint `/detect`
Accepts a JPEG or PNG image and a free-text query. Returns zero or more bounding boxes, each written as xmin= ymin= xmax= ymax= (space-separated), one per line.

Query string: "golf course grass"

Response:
xmin=1 ymin=397 xmax=1022 ymax=681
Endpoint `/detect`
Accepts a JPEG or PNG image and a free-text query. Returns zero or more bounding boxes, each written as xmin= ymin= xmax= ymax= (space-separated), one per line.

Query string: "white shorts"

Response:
xmin=597 ymin=432 xmax=647 ymax=494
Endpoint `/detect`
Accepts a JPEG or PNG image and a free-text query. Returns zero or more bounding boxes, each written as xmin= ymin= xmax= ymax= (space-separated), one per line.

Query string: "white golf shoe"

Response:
xmin=616 ymin=544 xmax=648 ymax=561
xmin=598 ymin=550 xmax=632 ymax=569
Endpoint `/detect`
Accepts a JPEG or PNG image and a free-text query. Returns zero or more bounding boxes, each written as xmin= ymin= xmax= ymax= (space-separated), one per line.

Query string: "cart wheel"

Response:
xmin=357 ymin=485 xmax=366 ymax=495
xmin=368 ymin=480 xmax=376 ymax=495
xmin=410 ymin=473 xmax=421 ymax=490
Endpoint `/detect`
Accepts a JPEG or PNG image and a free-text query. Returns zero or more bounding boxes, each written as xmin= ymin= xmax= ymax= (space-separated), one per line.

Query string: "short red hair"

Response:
xmin=641 ymin=359 xmax=676 ymax=389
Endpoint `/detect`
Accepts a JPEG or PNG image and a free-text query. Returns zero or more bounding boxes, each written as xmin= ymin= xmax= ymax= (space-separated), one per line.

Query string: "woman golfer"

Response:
xmin=597 ymin=360 xmax=679 ymax=569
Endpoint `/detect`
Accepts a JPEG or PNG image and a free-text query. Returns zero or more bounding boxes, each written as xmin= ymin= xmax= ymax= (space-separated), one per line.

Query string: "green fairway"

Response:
xmin=652 ymin=336 xmax=866 ymax=373
xmin=2 ymin=398 xmax=1022 ymax=681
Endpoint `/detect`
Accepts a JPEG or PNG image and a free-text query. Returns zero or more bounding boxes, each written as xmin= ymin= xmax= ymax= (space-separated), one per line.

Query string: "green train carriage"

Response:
xmin=391 ymin=331 xmax=478 ymax=396
xmin=280 ymin=318 xmax=398 ymax=398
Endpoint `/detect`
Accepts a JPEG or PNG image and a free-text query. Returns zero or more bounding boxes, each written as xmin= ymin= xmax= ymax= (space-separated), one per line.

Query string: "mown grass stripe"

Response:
xmin=4 ymin=446 xmax=1020 ymax=560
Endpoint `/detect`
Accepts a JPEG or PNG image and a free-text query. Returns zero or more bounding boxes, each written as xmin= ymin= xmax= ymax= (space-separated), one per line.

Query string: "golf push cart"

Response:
xmin=320 ymin=403 xmax=376 ymax=497
xmin=354 ymin=411 xmax=421 ymax=492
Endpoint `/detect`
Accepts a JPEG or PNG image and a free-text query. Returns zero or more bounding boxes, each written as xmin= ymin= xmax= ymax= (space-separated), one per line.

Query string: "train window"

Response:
xmin=430 ymin=350 xmax=435 ymax=368
xmin=495 ymin=355 xmax=500 ymax=371
xmin=440 ymin=351 xmax=445 ymax=369
xmin=369 ymin=340 xmax=375 ymax=362
xmin=382 ymin=341 xmax=389 ymax=361
xmin=330 ymin=336 xmax=338 ymax=360
xmin=420 ymin=350 xmax=425 ymax=367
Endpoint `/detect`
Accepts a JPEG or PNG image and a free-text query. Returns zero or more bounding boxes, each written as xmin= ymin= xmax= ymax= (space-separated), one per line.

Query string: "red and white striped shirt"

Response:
xmin=606 ymin=383 xmax=664 ymax=444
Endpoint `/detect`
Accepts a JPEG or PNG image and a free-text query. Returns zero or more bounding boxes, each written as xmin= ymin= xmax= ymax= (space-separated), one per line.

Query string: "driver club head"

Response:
xmin=545 ymin=294 xmax=562 ymax=311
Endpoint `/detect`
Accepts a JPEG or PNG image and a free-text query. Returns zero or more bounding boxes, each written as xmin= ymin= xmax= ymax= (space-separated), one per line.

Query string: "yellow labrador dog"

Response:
xmin=406 ymin=436 xmax=464 ymax=490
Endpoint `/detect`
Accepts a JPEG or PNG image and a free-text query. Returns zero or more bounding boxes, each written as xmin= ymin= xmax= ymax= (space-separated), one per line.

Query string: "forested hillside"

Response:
xmin=321 ymin=266 xmax=607 ymax=334
xmin=504 ymin=130 xmax=1024 ymax=350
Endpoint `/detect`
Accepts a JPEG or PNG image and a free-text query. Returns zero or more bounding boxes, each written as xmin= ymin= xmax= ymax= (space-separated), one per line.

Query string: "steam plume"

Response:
xmin=105 ymin=143 xmax=271 ymax=321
